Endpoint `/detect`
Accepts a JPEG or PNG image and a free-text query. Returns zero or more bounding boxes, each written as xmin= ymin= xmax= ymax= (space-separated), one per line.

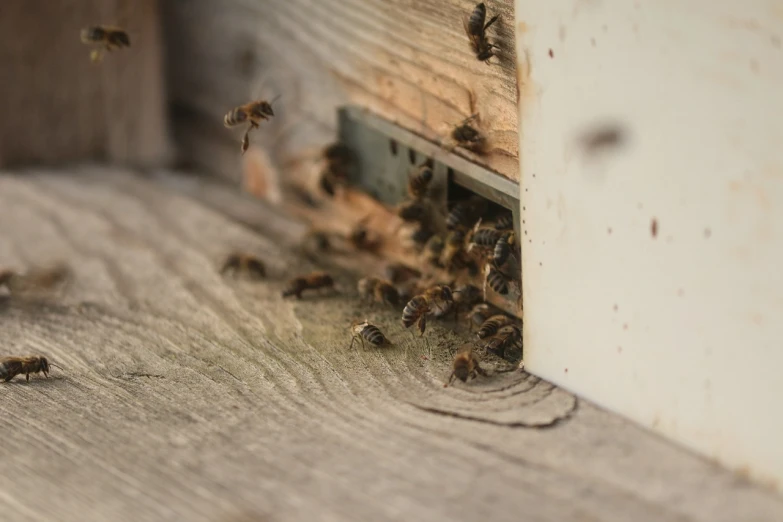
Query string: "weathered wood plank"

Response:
xmin=162 ymin=0 xmax=519 ymax=186
xmin=0 ymin=169 xmax=781 ymax=522
xmin=0 ymin=0 xmax=169 ymax=167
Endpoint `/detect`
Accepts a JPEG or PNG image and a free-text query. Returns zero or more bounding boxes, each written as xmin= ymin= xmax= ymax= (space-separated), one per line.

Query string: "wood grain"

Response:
xmin=0 ymin=0 xmax=170 ymax=167
xmin=0 ymin=169 xmax=781 ymax=522
xmin=162 ymin=0 xmax=519 ymax=186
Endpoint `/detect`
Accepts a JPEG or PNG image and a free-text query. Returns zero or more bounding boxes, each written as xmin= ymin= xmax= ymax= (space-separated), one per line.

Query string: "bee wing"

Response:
xmin=462 ymin=14 xmax=480 ymax=48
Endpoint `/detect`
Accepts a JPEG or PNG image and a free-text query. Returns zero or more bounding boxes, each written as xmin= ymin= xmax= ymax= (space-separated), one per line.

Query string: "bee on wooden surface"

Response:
xmin=1 ymin=356 xmax=63 ymax=382
xmin=80 ymin=26 xmax=130 ymax=63
xmin=477 ymin=313 xmax=515 ymax=339
xmin=402 ymin=295 xmax=429 ymax=335
xmin=224 ymin=97 xmax=278 ymax=154
xmin=444 ymin=344 xmax=486 ymax=387
xmin=450 ymin=114 xmax=487 ymax=154
xmin=282 ymin=272 xmax=334 ymax=299
xmin=484 ymin=261 xmax=510 ymax=296
xmin=484 ymin=324 xmax=522 ymax=360
xmin=493 ymin=231 xmax=516 ymax=266
xmin=357 ymin=276 xmax=400 ymax=306
xmin=495 ymin=212 xmax=514 ymax=230
xmin=350 ymin=320 xmax=390 ymax=349
xmin=446 ymin=196 xmax=487 ymax=230
xmin=220 ymin=253 xmax=266 ymax=280
xmin=384 ymin=263 xmax=421 ymax=285
xmin=463 ymin=2 xmax=500 ymax=63
xmin=348 ymin=217 xmax=382 ymax=253
xmin=468 ymin=303 xmax=495 ymax=330
xmin=407 ymin=163 xmax=434 ymax=200
xmin=0 ymin=263 xmax=73 ymax=295
xmin=423 ymin=284 xmax=454 ymax=318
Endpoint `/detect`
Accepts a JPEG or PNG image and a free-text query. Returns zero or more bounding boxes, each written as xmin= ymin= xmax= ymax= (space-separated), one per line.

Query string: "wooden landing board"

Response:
xmin=0 ymin=168 xmax=781 ymax=521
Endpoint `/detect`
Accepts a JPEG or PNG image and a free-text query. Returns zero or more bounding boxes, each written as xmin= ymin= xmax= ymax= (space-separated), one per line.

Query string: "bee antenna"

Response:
xmin=270 ymin=94 xmax=282 ymax=104
xmin=49 ymin=362 xmax=65 ymax=370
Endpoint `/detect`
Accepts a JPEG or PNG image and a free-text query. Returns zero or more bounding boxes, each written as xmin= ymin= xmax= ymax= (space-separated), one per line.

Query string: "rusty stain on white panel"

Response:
xmin=516 ymin=0 xmax=783 ymax=490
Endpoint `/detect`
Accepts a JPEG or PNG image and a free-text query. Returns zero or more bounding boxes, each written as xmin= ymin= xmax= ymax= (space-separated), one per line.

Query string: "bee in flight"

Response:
xmin=349 ymin=320 xmax=391 ymax=349
xmin=282 ymin=271 xmax=335 ymax=299
xmin=1 ymin=356 xmax=63 ymax=382
xmin=80 ymin=26 xmax=131 ymax=63
xmin=219 ymin=252 xmax=267 ymax=280
xmin=463 ymin=3 xmax=500 ymax=63
xmin=224 ymin=97 xmax=279 ymax=154
xmin=451 ymin=114 xmax=487 ymax=154
xmin=357 ymin=276 xmax=400 ymax=306
xmin=445 ymin=343 xmax=486 ymax=387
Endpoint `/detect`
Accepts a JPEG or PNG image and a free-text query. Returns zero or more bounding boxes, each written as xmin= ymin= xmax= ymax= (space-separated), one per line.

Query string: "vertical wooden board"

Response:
xmin=516 ymin=0 xmax=783 ymax=490
xmin=162 ymin=0 xmax=519 ymax=184
xmin=0 ymin=0 xmax=170 ymax=167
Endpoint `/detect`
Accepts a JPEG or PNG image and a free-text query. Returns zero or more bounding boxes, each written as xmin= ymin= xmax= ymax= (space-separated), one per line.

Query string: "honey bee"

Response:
xmin=444 ymin=344 xmax=486 ymax=387
xmin=319 ymin=143 xmax=356 ymax=196
xmin=470 ymin=227 xmax=503 ymax=249
xmin=484 ymin=324 xmax=522 ymax=360
xmin=495 ymin=212 xmax=514 ymax=230
xmin=0 ymin=356 xmax=63 ymax=382
xmin=220 ymin=253 xmax=266 ymax=279
xmin=402 ymin=295 xmax=429 ymax=335
xmin=407 ymin=163 xmax=434 ymax=200
xmin=0 ymin=263 xmax=72 ymax=295
xmin=477 ymin=313 xmax=514 ymax=339
xmin=80 ymin=26 xmax=130 ymax=63
xmin=422 ymin=235 xmax=446 ymax=267
xmin=357 ymin=276 xmax=400 ymax=306
xmin=224 ymin=97 xmax=278 ymax=154
xmin=440 ymin=229 xmax=471 ymax=272
xmin=492 ymin=231 xmax=516 ymax=266
xmin=384 ymin=263 xmax=421 ymax=285
xmin=463 ymin=3 xmax=500 ymax=63
xmin=350 ymin=320 xmax=390 ymax=349
xmin=446 ymin=196 xmax=487 ymax=230
xmin=451 ymin=114 xmax=487 ymax=153
xmin=348 ymin=217 xmax=382 ymax=252
xmin=484 ymin=261 xmax=510 ymax=296
xmin=423 ymin=284 xmax=454 ymax=318
xmin=282 ymin=272 xmax=334 ymax=299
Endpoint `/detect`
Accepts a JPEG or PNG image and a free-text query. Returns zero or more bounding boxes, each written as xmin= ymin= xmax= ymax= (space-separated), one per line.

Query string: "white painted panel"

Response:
xmin=515 ymin=0 xmax=783 ymax=490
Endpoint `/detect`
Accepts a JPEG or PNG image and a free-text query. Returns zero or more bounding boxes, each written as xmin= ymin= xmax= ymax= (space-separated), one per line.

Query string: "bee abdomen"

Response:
xmin=493 ymin=235 xmax=511 ymax=265
xmin=468 ymin=3 xmax=487 ymax=34
xmin=81 ymin=27 xmax=104 ymax=43
xmin=478 ymin=314 xmax=513 ymax=339
xmin=472 ymin=228 xmax=502 ymax=247
xmin=486 ymin=267 xmax=509 ymax=295
xmin=224 ymin=108 xmax=247 ymax=127
xmin=362 ymin=325 xmax=387 ymax=346
xmin=402 ymin=295 xmax=428 ymax=328
xmin=409 ymin=167 xmax=433 ymax=199
xmin=495 ymin=213 xmax=514 ymax=230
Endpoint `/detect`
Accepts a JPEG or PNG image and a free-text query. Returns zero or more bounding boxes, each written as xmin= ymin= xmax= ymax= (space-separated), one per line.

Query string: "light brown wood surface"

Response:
xmin=0 ymin=168 xmax=781 ymax=521
xmin=0 ymin=0 xmax=169 ymax=167
xmin=162 ymin=0 xmax=520 ymax=187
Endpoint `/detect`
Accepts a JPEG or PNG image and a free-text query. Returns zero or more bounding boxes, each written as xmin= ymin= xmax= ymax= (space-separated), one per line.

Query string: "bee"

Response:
xmin=493 ymin=231 xmax=516 ymax=266
xmin=451 ymin=114 xmax=487 ymax=153
xmin=0 ymin=356 xmax=63 ymax=382
xmin=357 ymin=276 xmax=400 ymax=306
xmin=397 ymin=200 xmax=430 ymax=224
xmin=440 ymin=229 xmax=471 ymax=271
xmin=483 ymin=261 xmax=510 ymax=297
xmin=484 ymin=324 xmax=522 ymax=360
xmin=220 ymin=253 xmax=266 ymax=279
xmin=410 ymin=225 xmax=436 ymax=247
xmin=384 ymin=263 xmax=421 ymax=285
xmin=423 ymin=284 xmax=454 ymax=318
xmin=80 ymin=26 xmax=130 ymax=63
xmin=319 ymin=143 xmax=356 ymax=196
xmin=282 ymin=272 xmax=334 ymax=299
xmin=422 ymin=235 xmax=446 ymax=267
xmin=463 ymin=3 xmax=500 ymax=63
xmin=495 ymin=212 xmax=514 ymax=230
xmin=402 ymin=295 xmax=429 ymax=335
xmin=444 ymin=344 xmax=486 ymax=387
xmin=348 ymin=217 xmax=382 ymax=253
xmin=471 ymin=227 xmax=503 ymax=249
xmin=446 ymin=196 xmax=487 ymax=230
xmin=478 ymin=313 xmax=514 ymax=339
xmin=224 ymin=98 xmax=278 ymax=154
xmin=350 ymin=320 xmax=390 ymax=349
xmin=407 ymin=163 xmax=434 ymax=200
xmin=0 ymin=263 xmax=72 ymax=295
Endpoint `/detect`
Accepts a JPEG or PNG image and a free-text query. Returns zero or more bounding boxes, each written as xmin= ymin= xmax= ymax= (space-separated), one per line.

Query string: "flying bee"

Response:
xmin=446 ymin=196 xmax=487 ymax=230
xmin=282 ymin=272 xmax=334 ymax=299
xmin=440 ymin=229 xmax=471 ymax=272
xmin=357 ymin=276 xmax=400 ymax=306
xmin=220 ymin=253 xmax=267 ymax=279
xmin=484 ymin=261 xmax=510 ymax=297
xmin=484 ymin=324 xmax=522 ymax=360
xmin=384 ymin=263 xmax=421 ymax=285
xmin=493 ymin=231 xmax=516 ymax=266
xmin=422 ymin=235 xmax=445 ymax=267
xmin=478 ymin=313 xmax=514 ymax=339
xmin=463 ymin=2 xmax=500 ymax=63
xmin=348 ymin=217 xmax=382 ymax=253
xmin=450 ymin=114 xmax=487 ymax=154
xmin=402 ymin=295 xmax=429 ymax=335
xmin=349 ymin=320 xmax=390 ymax=349
xmin=0 ymin=356 xmax=63 ymax=382
xmin=224 ymin=97 xmax=278 ymax=154
xmin=80 ymin=26 xmax=130 ymax=63
xmin=318 ymin=143 xmax=356 ymax=197
xmin=423 ymin=284 xmax=454 ymax=318
xmin=407 ymin=163 xmax=434 ymax=200
xmin=444 ymin=344 xmax=486 ymax=387
xmin=495 ymin=212 xmax=514 ymax=230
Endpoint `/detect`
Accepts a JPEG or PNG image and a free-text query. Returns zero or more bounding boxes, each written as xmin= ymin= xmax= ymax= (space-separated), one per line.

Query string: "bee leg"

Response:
xmin=90 ymin=49 xmax=103 ymax=63
xmin=241 ymin=131 xmax=250 ymax=155
xmin=476 ymin=365 xmax=488 ymax=377
xmin=484 ymin=15 xmax=500 ymax=31
xmin=349 ymin=336 xmax=356 ymax=350
xmin=44 ymin=370 xmax=49 ymax=378
xmin=444 ymin=372 xmax=456 ymax=388
xmin=26 ymin=373 xmax=30 ymax=382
